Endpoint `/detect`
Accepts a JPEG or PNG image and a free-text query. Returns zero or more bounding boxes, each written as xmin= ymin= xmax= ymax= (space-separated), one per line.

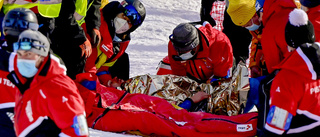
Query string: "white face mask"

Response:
xmin=114 ymin=17 xmax=130 ymax=34
xmin=179 ymin=50 xmax=195 ymax=60
xmin=245 ymin=19 xmax=261 ymax=31
xmin=17 ymin=58 xmax=39 ymax=78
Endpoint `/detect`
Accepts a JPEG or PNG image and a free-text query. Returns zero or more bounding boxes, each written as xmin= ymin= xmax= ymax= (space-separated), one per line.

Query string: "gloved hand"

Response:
xmin=250 ymin=66 xmax=262 ymax=78
xmin=89 ymin=28 xmax=101 ymax=48
xmin=79 ymin=38 xmax=92 ymax=58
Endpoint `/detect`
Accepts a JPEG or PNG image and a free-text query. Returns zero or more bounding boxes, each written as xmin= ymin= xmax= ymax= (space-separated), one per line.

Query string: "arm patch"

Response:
xmin=72 ymin=115 xmax=89 ymax=136
xmin=266 ymin=106 xmax=293 ymax=130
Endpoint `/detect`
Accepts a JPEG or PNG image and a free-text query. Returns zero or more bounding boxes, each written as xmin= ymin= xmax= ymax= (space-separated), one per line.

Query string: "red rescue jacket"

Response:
xmin=168 ymin=22 xmax=233 ymax=82
xmin=261 ymin=0 xmax=296 ymax=73
xmin=306 ymin=5 xmax=320 ymax=43
xmin=0 ymin=53 xmax=17 ymax=109
xmin=266 ymin=43 xmax=320 ymax=135
xmin=8 ymin=54 xmax=88 ymax=137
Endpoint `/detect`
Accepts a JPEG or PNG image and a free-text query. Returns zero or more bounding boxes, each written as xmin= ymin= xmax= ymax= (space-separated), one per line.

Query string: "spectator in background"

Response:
xmin=84 ymin=0 xmax=146 ymax=88
xmin=0 ymin=30 xmax=88 ymax=137
xmin=264 ymin=9 xmax=320 ymax=136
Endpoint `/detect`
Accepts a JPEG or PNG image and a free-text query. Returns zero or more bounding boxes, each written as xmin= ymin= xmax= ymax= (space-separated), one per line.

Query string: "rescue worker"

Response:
xmin=0 ymin=30 xmax=88 ymax=136
xmin=0 ymin=8 xmax=38 ymax=137
xmin=168 ymin=22 xmax=233 ymax=84
xmin=227 ymin=0 xmax=266 ymax=78
xmin=264 ymin=9 xmax=320 ymax=136
xmin=228 ymin=0 xmax=297 ymax=74
xmin=167 ymin=22 xmax=233 ymax=110
xmin=84 ymin=0 xmax=146 ymax=88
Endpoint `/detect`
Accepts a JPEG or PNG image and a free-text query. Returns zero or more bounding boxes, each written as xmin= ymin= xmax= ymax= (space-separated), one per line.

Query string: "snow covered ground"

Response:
xmin=89 ymin=0 xmax=202 ymax=135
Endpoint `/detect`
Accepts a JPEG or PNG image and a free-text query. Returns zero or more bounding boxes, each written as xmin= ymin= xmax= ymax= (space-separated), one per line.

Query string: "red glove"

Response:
xmin=79 ymin=38 xmax=92 ymax=58
xmin=89 ymin=28 xmax=101 ymax=48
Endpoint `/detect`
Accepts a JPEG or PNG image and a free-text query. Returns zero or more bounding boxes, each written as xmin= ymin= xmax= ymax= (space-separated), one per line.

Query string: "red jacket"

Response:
xmin=261 ymin=0 xmax=296 ymax=73
xmin=306 ymin=5 xmax=320 ymax=43
xmin=75 ymin=73 xmax=258 ymax=137
xmin=84 ymin=13 xmax=130 ymax=85
xmin=8 ymin=54 xmax=88 ymax=137
xmin=0 ymin=52 xmax=17 ymax=109
xmin=168 ymin=22 xmax=233 ymax=82
xmin=265 ymin=43 xmax=320 ymax=135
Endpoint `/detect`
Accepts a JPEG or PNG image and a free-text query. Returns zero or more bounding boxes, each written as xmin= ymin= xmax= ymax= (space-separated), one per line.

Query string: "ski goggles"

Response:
xmin=121 ymin=1 xmax=142 ymax=26
xmin=13 ymin=39 xmax=44 ymax=51
xmin=3 ymin=19 xmax=38 ymax=30
xmin=169 ymin=34 xmax=199 ymax=54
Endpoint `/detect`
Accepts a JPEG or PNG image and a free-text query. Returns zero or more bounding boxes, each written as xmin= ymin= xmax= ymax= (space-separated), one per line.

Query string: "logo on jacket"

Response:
xmin=0 ymin=77 xmax=15 ymax=88
xmin=62 ymin=96 xmax=68 ymax=103
xmin=72 ymin=115 xmax=89 ymax=136
xmin=237 ymin=124 xmax=253 ymax=132
xmin=276 ymin=87 xmax=280 ymax=92
xmin=26 ymin=101 xmax=34 ymax=122
xmin=310 ymin=85 xmax=320 ymax=94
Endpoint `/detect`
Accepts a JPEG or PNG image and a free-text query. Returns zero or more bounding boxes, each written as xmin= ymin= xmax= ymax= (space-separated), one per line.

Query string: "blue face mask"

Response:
xmin=17 ymin=59 xmax=38 ymax=78
xmin=245 ymin=21 xmax=261 ymax=31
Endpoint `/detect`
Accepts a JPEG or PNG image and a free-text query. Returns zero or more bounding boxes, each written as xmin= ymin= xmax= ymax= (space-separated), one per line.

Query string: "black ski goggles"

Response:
xmin=3 ymin=18 xmax=38 ymax=30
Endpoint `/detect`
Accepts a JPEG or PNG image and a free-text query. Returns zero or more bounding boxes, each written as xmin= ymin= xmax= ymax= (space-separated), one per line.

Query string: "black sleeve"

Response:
xmin=0 ymin=49 xmax=11 ymax=71
xmin=55 ymin=0 xmax=87 ymax=45
xmin=85 ymin=0 xmax=102 ymax=32
xmin=200 ymin=0 xmax=216 ymax=26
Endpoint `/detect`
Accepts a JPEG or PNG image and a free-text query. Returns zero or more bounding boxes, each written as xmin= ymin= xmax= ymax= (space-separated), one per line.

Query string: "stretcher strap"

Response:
xmin=91 ymin=91 xmax=129 ymax=128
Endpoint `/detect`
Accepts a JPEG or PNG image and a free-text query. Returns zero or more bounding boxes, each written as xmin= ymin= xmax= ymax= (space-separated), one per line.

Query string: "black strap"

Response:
xmin=91 ymin=91 xmax=129 ymax=128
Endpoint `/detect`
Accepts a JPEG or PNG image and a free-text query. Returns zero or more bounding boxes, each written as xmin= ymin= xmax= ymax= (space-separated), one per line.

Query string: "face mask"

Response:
xmin=114 ymin=17 xmax=130 ymax=34
xmin=17 ymin=58 xmax=39 ymax=78
xmin=179 ymin=50 xmax=195 ymax=60
xmin=245 ymin=19 xmax=261 ymax=31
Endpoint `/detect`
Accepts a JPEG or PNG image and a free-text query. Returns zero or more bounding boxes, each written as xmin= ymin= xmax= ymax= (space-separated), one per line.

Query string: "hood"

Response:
xmin=276 ymin=43 xmax=320 ymax=80
xmin=262 ymin=0 xmax=296 ymax=25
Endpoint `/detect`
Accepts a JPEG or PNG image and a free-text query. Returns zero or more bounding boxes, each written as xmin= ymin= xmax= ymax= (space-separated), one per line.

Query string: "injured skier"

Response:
xmin=75 ymin=72 xmax=258 ymax=136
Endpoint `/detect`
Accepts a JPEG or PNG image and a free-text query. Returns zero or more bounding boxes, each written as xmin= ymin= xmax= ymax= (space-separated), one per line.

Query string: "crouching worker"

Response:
xmin=84 ymin=0 xmax=146 ymax=88
xmin=263 ymin=9 xmax=320 ymax=136
xmin=75 ymin=72 xmax=258 ymax=137
xmin=0 ymin=30 xmax=89 ymax=137
xmin=158 ymin=22 xmax=234 ymax=110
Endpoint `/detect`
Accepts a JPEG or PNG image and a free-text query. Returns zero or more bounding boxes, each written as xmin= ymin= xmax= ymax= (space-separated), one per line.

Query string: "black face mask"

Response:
xmin=4 ymin=35 xmax=19 ymax=52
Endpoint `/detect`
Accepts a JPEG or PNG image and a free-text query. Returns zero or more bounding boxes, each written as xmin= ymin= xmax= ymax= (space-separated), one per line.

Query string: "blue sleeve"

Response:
xmin=178 ymin=98 xmax=194 ymax=110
